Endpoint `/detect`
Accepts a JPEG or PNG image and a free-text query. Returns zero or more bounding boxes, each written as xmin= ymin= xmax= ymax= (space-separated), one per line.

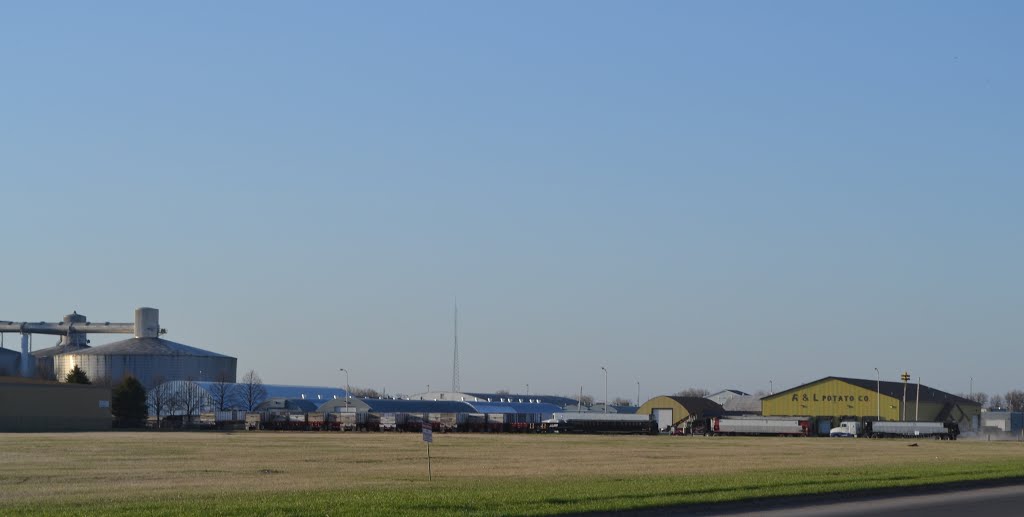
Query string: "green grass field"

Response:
xmin=2 ymin=432 xmax=1023 ymax=515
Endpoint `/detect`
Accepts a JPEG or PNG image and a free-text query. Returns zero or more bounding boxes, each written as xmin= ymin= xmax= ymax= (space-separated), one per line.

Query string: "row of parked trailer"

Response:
xmin=197 ymin=409 xmax=539 ymax=433
xmin=195 ymin=410 xmax=958 ymax=439
xmin=681 ymin=416 xmax=960 ymax=440
xmin=196 ymin=410 xmax=654 ymax=434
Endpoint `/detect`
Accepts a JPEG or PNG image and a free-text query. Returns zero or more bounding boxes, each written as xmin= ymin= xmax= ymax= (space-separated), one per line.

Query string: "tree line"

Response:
xmin=959 ymin=391 xmax=1024 ymax=412
xmin=63 ymin=366 xmax=268 ymax=428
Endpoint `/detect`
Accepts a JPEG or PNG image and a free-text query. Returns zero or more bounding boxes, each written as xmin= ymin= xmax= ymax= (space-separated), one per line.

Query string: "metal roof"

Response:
xmin=257 ymin=397 xmax=321 ymax=412
xmin=461 ymin=392 xmax=579 ymax=406
xmin=709 ymin=389 xmax=751 ymax=397
xmin=610 ymin=405 xmax=639 ymax=414
xmin=190 ymin=382 xmax=349 ymax=401
xmin=722 ymin=395 xmax=762 ymax=413
xmin=766 ymin=376 xmax=979 ymax=407
xmin=360 ymin=399 xmax=476 ymax=413
xmin=467 ymin=401 xmax=564 ymax=414
xmin=77 ymin=337 xmax=233 ymax=358
xmin=657 ymin=396 xmax=726 ymax=416
xmin=30 ymin=344 xmax=90 ymax=358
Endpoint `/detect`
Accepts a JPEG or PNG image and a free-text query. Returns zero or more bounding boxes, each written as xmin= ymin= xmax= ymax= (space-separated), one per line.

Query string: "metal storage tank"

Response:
xmin=54 ymin=309 xmax=236 ymax=388
xmin=55 ymin=338 xmax=237 ymax=389
xmin=30 ymin=312 xmax=91 ymax=380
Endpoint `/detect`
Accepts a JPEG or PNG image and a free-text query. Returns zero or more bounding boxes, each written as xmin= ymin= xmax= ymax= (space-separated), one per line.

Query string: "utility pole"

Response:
xmin=601 ymin=367 xmax=608 ymax=413
xmin=339 ymin=368 xmax=350 ymax=409
xmin=901 ymin=371 xmax=910 ymax=421
xmin=916 ymin=377 xmax=921 ymax=421
xmin=452 ymin=299 xmax=460 ymax=392
xmin=874 ymin=368 xmax=880 ymax=420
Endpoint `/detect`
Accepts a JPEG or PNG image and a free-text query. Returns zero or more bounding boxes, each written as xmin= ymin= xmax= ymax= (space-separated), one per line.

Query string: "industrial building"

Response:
xmin=0 ymin=376 xmax=111 ymax=432
xmin=324 ymin=397 xmax=564 ymax=431
xmin=1 ymin=308 xmax=237 ymax=388
xmin=761 ymin=376 xmax=981 ymax=430
xmin=721 ymin=395 xmax=762 ymax=414
xmin=980 ymin=411 xmax=1024 ymax=436
xmin=154 ymin=381 xmax=350 ymax=413
xmin=706 ymin=389 xmax=750 ymax=406
xmin=412 ymin=390 xmax=638 ymax=414
xmin=636 ymin=396 xmax=725 ymax=432
xmin=412 ymin=390 xmax=579 ymax=406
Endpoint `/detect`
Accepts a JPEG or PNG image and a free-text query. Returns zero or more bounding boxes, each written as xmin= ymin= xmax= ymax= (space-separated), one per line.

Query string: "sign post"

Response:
xmin=422 ymin=424 xmax=433 ymax=481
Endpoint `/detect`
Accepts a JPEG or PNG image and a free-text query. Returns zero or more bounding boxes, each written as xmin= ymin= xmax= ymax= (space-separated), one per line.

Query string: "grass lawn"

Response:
xmin=2 ymin=432 xmax=1023 ymax=515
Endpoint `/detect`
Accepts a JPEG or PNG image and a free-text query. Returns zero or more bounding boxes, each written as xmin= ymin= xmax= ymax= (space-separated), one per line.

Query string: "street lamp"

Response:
xmin=874 ymin=368 xmax=880 ymax=420
xmin=769 ymin=380 xmax=773 ymax=395
xmin=601 ymin=367 xmax=608 ymax=414
xmin=636 ymin=380 xmax=640 ymax=407
xmin=339 ymin=368 xmax=350 ymax=409
xmin=526 ymin=383 xmax=529 ymax=397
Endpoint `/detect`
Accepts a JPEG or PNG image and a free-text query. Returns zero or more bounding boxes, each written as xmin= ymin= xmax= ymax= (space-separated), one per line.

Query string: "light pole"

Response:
xmin=339 ymin=368 xmax=350 ymax=409
xmin=636 ymin=380 xmax=640 ymax=407
xmin=769 ymin=380 xmax=773 ymax=395
xmin=601 ymin=367 xmax=608 ymax=414
xmin=970 ymin=377 xmax=973 ymax=400
xmin=526 ymin=383 xmax=529 ymax=397
xmin=874 ymin=368 xmax=880 ymax=420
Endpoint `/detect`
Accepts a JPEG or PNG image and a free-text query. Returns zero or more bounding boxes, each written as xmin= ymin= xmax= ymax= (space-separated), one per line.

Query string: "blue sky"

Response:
xmin=2 ymin=2 xmax=1021 ymax=400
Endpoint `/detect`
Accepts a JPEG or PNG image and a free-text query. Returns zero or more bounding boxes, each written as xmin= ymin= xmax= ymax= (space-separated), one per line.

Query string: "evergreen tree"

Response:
xmin=65 ymin=365 xmax=91 ymax=384
xmin=112 ymin=376 xmax=148 ymax=427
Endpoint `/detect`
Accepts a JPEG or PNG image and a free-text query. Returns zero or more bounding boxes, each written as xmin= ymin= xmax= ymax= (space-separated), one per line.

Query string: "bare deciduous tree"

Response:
xmin=348 ymin=386 xmax=381 ymax=398
xmin=990 ymin=394 xmax=1005 ymax=410
xmin=149 ymin=375 xmax=173 ymax=428
xmin=495 ymin=389 xmax=511 ymax=395
xmin=240 ymin=370 xmax=267 ymax=411
xmin=210 ymin=370 xmax=239 ymax=410
xmin=611 ymin=397 xmax=633 ymax=407
xmin=959 ymin=391 xmax=989 ymax=407
xmin=573 ymin=394 xmax=594 ymax=406
xmin=178 ymin=379 xmax=204 ymax=424
xmin=1005 ymin=390 xmax=1024 ymax=412
xmin=674 ymin=388 xmax=711 ymax=398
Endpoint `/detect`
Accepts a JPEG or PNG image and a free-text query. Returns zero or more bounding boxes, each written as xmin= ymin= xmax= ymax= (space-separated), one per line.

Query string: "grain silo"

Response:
xmin=54 ymin=308 xmax=236 ymax=388
xmin=31 ymin=312 xmax=91 ymax=380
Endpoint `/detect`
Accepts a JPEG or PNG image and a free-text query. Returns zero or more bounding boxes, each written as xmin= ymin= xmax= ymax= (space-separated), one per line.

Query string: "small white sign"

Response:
xmin=422 ymin=426 xmax=433 ymax=443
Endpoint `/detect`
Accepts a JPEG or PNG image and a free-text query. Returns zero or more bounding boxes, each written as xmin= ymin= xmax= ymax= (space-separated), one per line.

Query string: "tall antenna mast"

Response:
xmin=452 ymin=297 xmax=460 ymax=392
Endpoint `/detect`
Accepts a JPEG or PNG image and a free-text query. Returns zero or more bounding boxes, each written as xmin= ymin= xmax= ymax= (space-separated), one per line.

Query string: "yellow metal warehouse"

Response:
xmin=636 ymin=396 xmax=724 ymax=431
xmin=762 ymin=376 xmax=980 ymax=429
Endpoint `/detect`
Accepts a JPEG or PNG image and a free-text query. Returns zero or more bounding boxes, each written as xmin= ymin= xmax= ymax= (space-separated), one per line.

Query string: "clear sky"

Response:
xmin=2 ymin=2 xmax=1021 ymax=401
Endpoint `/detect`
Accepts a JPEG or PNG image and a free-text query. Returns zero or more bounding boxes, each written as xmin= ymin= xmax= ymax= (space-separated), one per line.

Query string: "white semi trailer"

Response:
xmin=863 ymin=421 xmax=958 ymax=440
xmin=710 ymin=417 xmax=811 ymax=436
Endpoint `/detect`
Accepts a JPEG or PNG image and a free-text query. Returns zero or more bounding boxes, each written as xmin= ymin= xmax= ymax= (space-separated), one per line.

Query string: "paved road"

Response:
xmin=720 ymin=484 xmax=1024 ymax=516
xmin=580 ymin=481 xmax=1024 ymax=516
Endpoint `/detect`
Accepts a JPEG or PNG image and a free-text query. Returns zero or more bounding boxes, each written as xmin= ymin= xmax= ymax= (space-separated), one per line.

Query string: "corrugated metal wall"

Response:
xmin=762 ymin=378 xmax=899 ymax=420
xmin=54 ymin=353 xmax=237 ymax=389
